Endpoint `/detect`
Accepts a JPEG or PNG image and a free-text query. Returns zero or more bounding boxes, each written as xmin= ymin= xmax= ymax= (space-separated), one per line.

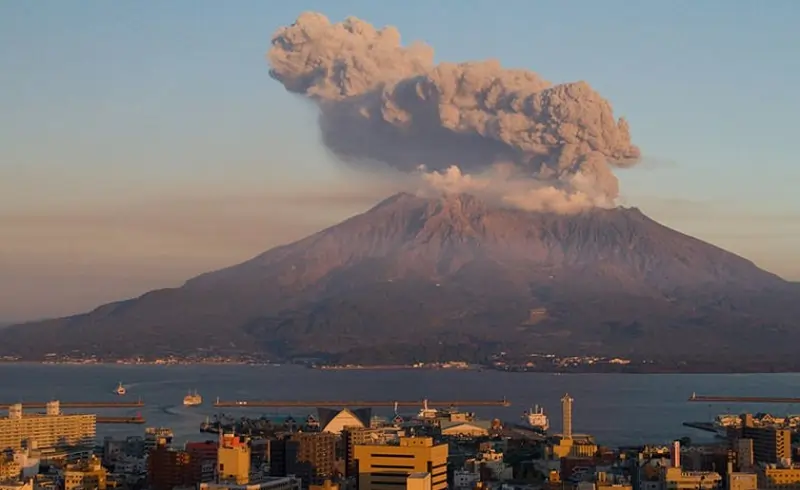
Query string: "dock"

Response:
xmin=213 ymin=398 xmax=511 ymax=408
xmin=688 ymin=393 xmax=800 ymax=404
xmin=97 ymin=416 xmax=145 ymax=424
xmin=682 ymin=421 xmax=718 ymax=433
xmin=0 ymin=401 xmax=145 ymax=409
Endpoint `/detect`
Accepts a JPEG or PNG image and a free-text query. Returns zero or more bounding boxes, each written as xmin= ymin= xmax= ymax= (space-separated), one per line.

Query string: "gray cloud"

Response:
xmin=268 ymin=12 xmax=640 ymax=210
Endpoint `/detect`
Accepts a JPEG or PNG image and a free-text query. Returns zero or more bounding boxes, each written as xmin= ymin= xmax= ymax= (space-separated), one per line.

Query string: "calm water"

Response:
xmin=2 ymin=364 xmax=800 ymax=447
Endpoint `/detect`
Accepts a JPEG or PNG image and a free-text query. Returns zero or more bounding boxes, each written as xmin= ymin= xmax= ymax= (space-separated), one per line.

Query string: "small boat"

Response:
xmin=183 ymin=390 xmax=202 ymax=407
xmin=114 ymin=382 xmax=126 ymax=396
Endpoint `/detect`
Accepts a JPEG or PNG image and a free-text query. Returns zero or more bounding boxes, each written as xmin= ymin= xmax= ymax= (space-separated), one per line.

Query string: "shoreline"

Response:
xmin=1 ymin=360 xmax=799 ymax=375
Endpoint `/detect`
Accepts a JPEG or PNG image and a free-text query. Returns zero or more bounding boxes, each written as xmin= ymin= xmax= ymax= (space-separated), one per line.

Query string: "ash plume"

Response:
xmin=268 ymin=12 xmax=641 ymax=212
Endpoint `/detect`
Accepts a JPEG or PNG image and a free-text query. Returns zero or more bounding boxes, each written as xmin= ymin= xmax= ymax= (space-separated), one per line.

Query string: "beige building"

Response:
xmin=63 ymin=457 xmax=107 ymax=490
xmin=406 ymin=473 xmax=432 ymax=490
xmin=727 ymin=472 xmax=757 ymax=490
xmin=218 ymin=435 xmax=251 ymax=485
xmin=0 ymin=402 xmax=95 ymax=453
xmin=757 ymin=466 xmax=800 ymax=490
xmin=354 ymin=437 xmax=447 ymax=490
xmin=661 ymin=467 xmax=722 ymax=490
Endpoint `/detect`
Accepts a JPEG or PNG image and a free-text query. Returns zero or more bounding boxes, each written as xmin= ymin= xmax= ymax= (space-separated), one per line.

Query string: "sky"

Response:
xmin=1 ymin=0 xmax=799 ymax=322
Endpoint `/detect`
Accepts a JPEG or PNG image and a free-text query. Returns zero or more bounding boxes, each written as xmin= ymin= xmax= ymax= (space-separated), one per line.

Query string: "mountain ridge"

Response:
xmin=1 ymin=192 xmax=797 ymax=369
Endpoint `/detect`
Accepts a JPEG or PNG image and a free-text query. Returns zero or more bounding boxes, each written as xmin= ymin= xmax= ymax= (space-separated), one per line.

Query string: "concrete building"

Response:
xmin=269 ymin=433 xmax=336 ymax=488
xmin=308 ymin=480 xmax=338 ymax=490
xmin=406 ymin=473 xmax=432 ymax=490
xmin=562 ymin=394 xmax=574 ymax=440
xmin=0 ymin=402 xmax=95 ymax=453
xmin=147 ymin=443 xmax=193 ymax=490
xmin=727 ymin=472 xmax=757 ymax=490
xmin=341 ymin=428 xmax=385 ymax=479
xmin=354 ymin=437 xmax=447 ymax=490
xmin=735 ymin=439 xmax=753 ymax=472
xmin=661 ymin=467 xmax=722 ymax=490
xmin=757 ymin=466 xmax=800 ymax=490
xmin=219 ymin=435 xmax=251 ymax=485
xmin=200 ymin=476 xmax=301 ymax=490
xmin=63 ymin=456 xmax=108 ymax=490
xmin=740 ymin=414 xmax=791 ymax=465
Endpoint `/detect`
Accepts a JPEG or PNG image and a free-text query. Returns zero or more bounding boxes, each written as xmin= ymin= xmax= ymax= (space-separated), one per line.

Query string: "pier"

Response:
xmin=0 ymin=401 xmax=145 ymax=409
xmin=682 ymin=421 xmax=718 ymax=433
xmin=213 ymin=398 xmax=511 ymax=408
xmin=688 ymin=393 xmax=800 ymax=403
xmin=97 ymin=416 xmax=145 ymax=424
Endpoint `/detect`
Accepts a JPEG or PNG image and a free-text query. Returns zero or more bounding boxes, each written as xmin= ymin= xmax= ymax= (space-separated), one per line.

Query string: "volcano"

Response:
xmin=1 ymin=192 xmax=798 ymax=370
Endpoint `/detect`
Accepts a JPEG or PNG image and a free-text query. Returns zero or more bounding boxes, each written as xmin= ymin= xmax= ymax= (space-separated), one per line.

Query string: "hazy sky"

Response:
xmin=1 ymin=0 xmax=799 ymax=322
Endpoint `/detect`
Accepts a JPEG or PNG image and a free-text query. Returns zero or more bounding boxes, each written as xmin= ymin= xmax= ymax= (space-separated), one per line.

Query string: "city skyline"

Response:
xmin=1 ymin=0 xmax=799 ymax=321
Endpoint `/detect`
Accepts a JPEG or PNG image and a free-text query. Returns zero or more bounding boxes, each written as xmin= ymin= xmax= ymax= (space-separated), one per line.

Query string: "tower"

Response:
xmin=561 ymin=393 xmax=573 ymax=439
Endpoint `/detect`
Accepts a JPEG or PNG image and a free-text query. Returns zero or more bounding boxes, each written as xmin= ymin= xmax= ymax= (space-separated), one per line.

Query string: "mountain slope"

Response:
xmin=1 ymin=192 xmax=797 ymax=367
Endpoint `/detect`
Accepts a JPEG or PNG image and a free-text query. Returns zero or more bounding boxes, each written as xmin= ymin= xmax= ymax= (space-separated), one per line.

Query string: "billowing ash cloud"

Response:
xmin=268 ymin=12 xmax=641 ymax=212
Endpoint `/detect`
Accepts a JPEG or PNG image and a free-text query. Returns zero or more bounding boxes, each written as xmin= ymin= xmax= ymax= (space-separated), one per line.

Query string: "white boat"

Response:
xmin=417 ymin=399 xmax=439 ymax=419
xmin=114 ymin=382 xmax=126 ymax=396
xmin=183 ymin=390 xmax=202 ymax=407
xmin=523 ymin=405 xmax=549 ymax=431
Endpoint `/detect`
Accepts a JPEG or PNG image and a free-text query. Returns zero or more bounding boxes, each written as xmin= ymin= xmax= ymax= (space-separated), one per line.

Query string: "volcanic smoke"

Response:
xmin=267 ymin=12 xmax=641 ymax=213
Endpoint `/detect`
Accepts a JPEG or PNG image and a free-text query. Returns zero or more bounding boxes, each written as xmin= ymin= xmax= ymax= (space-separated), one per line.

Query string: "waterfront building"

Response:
xmin=550 ymin=394 xmax=598 ymax=459
xmin=63 ymin=456 xmax=108 ymax=490
xmin=440 ymin=420 xmax=491 ymax=437
xmin=0 ymin=402 xmax=95 ymax=454
xmin=739 ymin=415 xmax=790 ymax=465
xmin=316 ymin=408 xmax=371 ymax=435
xmin=353 ymin=436 xmax=447 ymax=490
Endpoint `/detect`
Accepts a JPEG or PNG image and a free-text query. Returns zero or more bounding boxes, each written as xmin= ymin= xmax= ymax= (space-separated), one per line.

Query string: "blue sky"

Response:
xmin=1 ymin=0 xmax=799 ymax=321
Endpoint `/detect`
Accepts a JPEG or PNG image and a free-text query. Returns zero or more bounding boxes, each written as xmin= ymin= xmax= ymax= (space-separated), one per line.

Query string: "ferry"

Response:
xmin=523 ymin=405 xmax=549 ymax=432
xmin=114 ymin=382 xmax=126 ymax=396
xmin=183 ymin=390 xmax=202 ymax=407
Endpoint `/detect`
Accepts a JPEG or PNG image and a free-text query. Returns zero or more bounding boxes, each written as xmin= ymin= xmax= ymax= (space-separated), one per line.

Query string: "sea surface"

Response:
xmin=2 ymin=364 xmax=800 ymax=447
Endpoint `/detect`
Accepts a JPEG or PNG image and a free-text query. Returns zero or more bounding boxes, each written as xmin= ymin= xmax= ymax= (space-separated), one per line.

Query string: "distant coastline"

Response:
xmin=0 ymin=358 xmax=798 ymax=374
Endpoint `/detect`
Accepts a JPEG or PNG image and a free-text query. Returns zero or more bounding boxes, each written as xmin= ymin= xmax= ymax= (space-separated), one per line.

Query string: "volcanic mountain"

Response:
xmin=2 ymin=192 xmax=798 ymax=369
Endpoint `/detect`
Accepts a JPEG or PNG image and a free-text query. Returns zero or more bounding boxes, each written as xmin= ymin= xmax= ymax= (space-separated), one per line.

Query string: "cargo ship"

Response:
xmin=523 ymin=405 xmax=549 ymax=432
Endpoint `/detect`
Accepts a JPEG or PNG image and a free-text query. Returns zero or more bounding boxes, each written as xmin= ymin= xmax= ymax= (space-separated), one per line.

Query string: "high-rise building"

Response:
xmin=270 ymin=433 xmax=337 ymax=488
xmin=736 ymin=439 xmax=754 ymax=472
xmin=218 ymin=434 xmax=251 ymax=485
xmin=0 ymin=402 xmax=95 ymax=453
xmin=354 ymin=437 xmax=447 ymax=490
xmin=561 ymin=394 xmax=574 ymax=440
xmin=147 ymin=442 xmax=193 ymax=490
xmin=740 ymin=416 xmax=790 ymax=465
xmin=186 ymin=441 xmax=219 ymax=484
xmin=341 ymin=428 xmax=384 ymax=478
